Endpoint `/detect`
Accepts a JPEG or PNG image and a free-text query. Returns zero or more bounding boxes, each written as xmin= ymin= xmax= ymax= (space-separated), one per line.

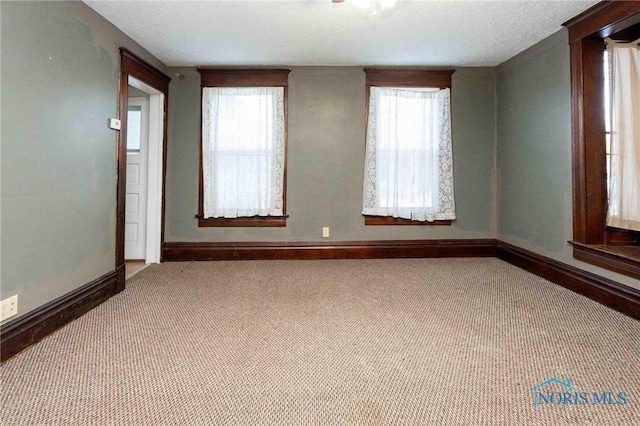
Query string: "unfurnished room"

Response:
xmin=1 ymin=0 xmax=639 ymax=424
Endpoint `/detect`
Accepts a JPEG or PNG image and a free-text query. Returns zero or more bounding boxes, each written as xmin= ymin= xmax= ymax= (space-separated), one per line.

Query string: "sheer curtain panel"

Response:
xmin=607 ymin=42 xmax=640 ymax=231
xmin=202 ymin=87 xmax=285 ymax=218
xmin=362 ymin=87 xmax=455 ymax=221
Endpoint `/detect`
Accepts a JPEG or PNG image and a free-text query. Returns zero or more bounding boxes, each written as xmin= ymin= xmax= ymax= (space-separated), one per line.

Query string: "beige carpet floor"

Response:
xmin=1 ymin=258 xmax=639 ymax=425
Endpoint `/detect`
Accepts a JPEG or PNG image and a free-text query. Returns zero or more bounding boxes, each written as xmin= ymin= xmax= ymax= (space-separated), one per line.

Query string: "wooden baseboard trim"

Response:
xmin=497 ymin=241 xmax=640 ymax=319
xmin=116 ymin=263 xmax=126 ymax=293
xmin=162 ymin=239 xmax=498 ymax=261
xmin=1 ymin=270 xmax=117 ymax=362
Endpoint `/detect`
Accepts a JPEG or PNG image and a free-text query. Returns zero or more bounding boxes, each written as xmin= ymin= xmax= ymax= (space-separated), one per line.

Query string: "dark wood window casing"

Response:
xmin=363 ymin=68 xmax=455 ymax=226
xmin=197 ymin=69 xmax=290 ymax=228
xmin=563 ymin=1 xmax=640 ymax=279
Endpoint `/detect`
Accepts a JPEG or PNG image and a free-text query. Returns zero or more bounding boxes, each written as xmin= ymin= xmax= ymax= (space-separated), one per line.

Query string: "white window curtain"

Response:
xmin=606 ymin=41 xmax=640 ymax=231
xmin=202 ymin=87 xmax=285 ymax=218
xmin=362 ymin=87 xmax=455 ymax=221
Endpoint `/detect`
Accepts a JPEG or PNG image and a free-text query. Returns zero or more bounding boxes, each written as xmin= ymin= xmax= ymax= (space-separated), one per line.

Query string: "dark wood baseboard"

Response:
xmin=116 ymin=263 xmax=126 ymax=293
xmin=1 ymin=270 xmax=117 ymax=362
xmin=497 ymin=241 xmax=640 ymax=320
xmin=162 ymin=239 xmax=498 ymax=261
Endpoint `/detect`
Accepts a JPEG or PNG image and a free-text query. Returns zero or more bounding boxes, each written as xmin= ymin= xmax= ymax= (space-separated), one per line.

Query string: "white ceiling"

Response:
xmin=84 ymin=0 xmax=598 ymax=67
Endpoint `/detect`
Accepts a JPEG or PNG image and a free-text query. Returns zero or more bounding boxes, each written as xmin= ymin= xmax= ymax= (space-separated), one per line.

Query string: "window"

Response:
xmin=198 ymin=69 xmax=290 ymax=227
xmin=362 ymin=69 xmax=455 ymax=225
xmin=564 ymin=3 xmax=640 ymax=279
xmin=127 ymin=105 xmax=142 ymax=153
xmin=604 ymin=40 xmax=640 ymax=233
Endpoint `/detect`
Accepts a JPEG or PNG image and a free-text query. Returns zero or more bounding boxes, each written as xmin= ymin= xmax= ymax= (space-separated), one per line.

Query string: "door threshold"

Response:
xmin=125 ymin=260 xmax=150 ymax=280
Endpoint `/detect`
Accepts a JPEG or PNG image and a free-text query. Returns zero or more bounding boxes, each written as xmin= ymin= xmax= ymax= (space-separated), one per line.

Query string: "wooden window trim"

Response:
xmin=364 ymin=216 xmax=452 ymax=226
xmin=363 ymin=68 xmax=455 ymax=226
xmin=364 ymin=68 xmax=454 ymax=88
xmin=199 ymin=68 xmax=289 ymax=87
xmin=197 ymin=68 xmax=290 ymax=228
xmin=563 ymin=1 xmax=640 ymax=280
xmin=197 ymin=215 xmax=287 ymax=228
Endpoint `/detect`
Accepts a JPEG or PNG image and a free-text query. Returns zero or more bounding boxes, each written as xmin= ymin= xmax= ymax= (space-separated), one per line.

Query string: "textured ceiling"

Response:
xmin=84 ymin=0 xmax=598 ymax=67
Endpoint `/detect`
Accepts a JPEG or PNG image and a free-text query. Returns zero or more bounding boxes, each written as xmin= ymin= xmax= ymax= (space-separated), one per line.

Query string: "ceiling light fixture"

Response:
xmin=332 ymin=0 xmax=399 ymax=16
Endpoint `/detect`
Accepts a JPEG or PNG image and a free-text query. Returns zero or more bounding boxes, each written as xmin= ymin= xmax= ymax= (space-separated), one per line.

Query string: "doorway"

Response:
xmin=116 ymin=48 xmax=171 ymax=290
xmin=125 ymin=93 xmax=149 ymax=264
xmin=125 ymin=77 xmax=165 ymax=278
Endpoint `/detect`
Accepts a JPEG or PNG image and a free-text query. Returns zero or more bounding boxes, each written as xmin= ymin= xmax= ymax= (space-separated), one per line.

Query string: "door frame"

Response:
xmin=143 ymin=91 xmax=164 ymax=264
xmin=116 ymin=48 xmax=171 ymax=292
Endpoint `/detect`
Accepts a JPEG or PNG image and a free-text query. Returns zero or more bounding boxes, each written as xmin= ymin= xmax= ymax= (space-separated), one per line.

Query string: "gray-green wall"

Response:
xmin=0 ymin=1 xmax=167 ymax=321
xmin=496 ymin=28 xmax=640 ymax=290
xmin=166 ymin=67 xmax=497 ymax=242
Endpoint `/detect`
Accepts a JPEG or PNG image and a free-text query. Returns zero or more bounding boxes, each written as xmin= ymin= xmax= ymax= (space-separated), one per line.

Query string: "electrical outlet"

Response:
xmin=322 ymin=227 xmax=330 ymax=238
xmin=0 ymin=295 xmax=18 ymax=322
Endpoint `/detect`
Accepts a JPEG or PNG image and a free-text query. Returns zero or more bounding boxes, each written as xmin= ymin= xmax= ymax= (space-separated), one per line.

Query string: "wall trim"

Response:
xmin=162 ymin=239 xmax=498 ymax=261
xmin=0 ymin=270 xmax=117 ymax=362
xmin=496 ymin=241 xmax=639 ymax=320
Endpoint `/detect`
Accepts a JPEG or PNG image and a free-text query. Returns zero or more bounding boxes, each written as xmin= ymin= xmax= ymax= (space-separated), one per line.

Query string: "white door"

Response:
xmin=125 ymin=97 xmax=149 ymax=260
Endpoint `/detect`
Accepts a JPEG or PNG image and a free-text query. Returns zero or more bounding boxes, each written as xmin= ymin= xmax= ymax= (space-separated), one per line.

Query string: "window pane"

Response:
xmin=202 ymin=87 xmax=285 ymax=218
xmin=606 ymin=132 xmax=611 ymax=195
xmin=215 ymin=90 xmax=276 ymax=152
xmin=604 ymin=50 xmax=611 ymax=133
xmin=374 ymin=89 xmax=437 ymax=209
xmin=127 ymin=105 xmax=142 ymax=153
xmin=363 ymin=85 xmax=455 ymax=221
xmin=603 ymin=50 xmax=612 ymax=195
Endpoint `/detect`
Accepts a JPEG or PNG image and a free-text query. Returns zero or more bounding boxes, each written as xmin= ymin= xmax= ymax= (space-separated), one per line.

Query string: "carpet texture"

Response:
xmin=1 ymin=258 xmax=639 ymax=425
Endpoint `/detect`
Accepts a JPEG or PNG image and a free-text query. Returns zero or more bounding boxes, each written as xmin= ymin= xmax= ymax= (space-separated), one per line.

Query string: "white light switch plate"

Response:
xmin=108 ymin=118 xmax=121 ymax=130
